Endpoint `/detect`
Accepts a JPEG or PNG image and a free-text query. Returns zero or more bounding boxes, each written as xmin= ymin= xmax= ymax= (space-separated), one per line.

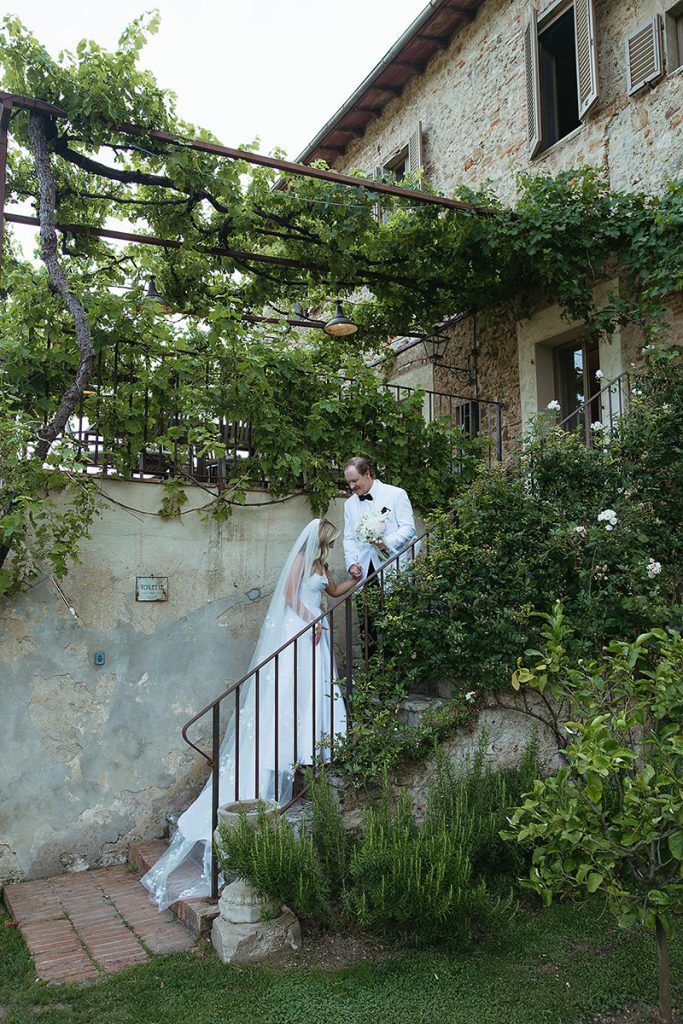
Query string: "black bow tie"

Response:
xmin=359 ymin=493 xmax=373 ymax=502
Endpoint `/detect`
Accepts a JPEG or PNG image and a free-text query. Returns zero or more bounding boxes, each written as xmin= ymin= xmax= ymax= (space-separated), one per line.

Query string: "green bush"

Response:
xmin=366 ymin=357 xmax=682 ymax=697
xmin=343 ymin=789 xmax=493 ymax=948
xmin=216 ymin=749 xmax=541 ymax=948
xmin=215 ymin=802 xmax=331 ymax=921
xmin=426 ymin=736 xmax=542 ymax=894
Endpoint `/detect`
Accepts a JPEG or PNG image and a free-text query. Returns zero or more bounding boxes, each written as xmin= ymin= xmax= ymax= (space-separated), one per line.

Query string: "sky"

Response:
xmin=7 ymin=0 xmax=429 ymax=158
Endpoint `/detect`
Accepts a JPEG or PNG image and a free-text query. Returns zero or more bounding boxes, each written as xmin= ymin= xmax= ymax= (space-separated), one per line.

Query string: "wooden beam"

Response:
xmin=417 ymin=34 xmax=449 ymax=48
xmin=0 ymin=90 xmax=66 ymax=117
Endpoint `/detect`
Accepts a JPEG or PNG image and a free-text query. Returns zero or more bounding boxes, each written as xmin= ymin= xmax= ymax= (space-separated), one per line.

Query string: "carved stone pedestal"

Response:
xmin=211 ymin=801 xmax=302 ymax=964
xmin=211 ymin=879 xmax=301 ymax=964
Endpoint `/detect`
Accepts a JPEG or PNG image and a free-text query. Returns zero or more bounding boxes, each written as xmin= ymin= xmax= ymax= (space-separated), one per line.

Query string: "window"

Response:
xmin=626 ymin=17 xmax=663 ymax=95
xmin=384 ymin=147 xmax=410 ymax=182
xmin=554 ymin=336 xmax=601 ymax=430
xmin=372 ymin=121 xmax=424 ymax=218
xmin=525 ymin=0 xmax=599 ymax=156
xmin=665 ymin=0 xmax=683 ymax=71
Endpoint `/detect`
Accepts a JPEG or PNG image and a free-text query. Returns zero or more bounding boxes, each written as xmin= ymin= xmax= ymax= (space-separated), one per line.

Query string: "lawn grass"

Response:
xmin=1 ymin=899 xmax=680 ymax=1024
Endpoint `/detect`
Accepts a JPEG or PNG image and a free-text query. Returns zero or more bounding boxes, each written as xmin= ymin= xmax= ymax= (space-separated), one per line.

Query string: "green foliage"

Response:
xmin=505 ymin=607 xmax=683 ymax=934
xmin=343 ymin=789 xmax=493 ymax=948
xmin=332 ymin=670 xmax=476 ymax=789
xmin=426 ymin=738 xmax=542 ymax=894
xmin=367 ymin=357 xmax=683 ymax=696
xmin=215 ymin=802 xmax=331 ymax=921
xmin=306 ymin=767 xmax=350 ymax=900
xmin=1 ymin=19 xmax=682 ymax=590
xmin=216 ymin=753 xmax=539 ymax=949
xmin=504 ymin=608 xmax=683 ymax=1019
xmin=0 ymin=375 xmax=99 ymax=596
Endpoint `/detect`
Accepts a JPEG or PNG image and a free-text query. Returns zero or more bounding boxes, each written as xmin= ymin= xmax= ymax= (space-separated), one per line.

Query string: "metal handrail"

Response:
xmin=180 ymin=526 xmax=432 ymax=898
xmin=557 ymin=370 xmax=633 ymax=444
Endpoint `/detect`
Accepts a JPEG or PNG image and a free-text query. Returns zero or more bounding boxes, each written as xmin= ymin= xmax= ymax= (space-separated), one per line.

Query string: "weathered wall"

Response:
xmin=336 ymin=0 xmax=682 ymax=200
xmin=334 ymin=0 xmax=681 ymax=434
xmin=0 ymin=481 xmax=347 ymax=885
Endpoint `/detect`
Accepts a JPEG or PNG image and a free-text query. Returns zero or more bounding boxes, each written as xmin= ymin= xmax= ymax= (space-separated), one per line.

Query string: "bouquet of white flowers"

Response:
xmin=355 ymin=510 xmax=390 ymax=547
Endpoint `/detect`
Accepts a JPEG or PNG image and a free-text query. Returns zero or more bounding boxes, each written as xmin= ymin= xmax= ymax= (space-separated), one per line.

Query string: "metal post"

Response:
xmin=345 ymin=595 xmax=353 ymax=700
xmin=254 ymin=669 xmax=260 ymax=799
xmin=274 ymin=654 xmax=279 ymax=802
xmin=210 ymin=703 xmax=220 ymax=900
xmin=0 ymin=100 xmax=13 ymax=276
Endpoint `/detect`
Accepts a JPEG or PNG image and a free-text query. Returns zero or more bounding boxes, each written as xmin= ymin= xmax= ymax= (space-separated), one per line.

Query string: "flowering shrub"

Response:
xmin=364 ymin=357 xmax=682 ymax=696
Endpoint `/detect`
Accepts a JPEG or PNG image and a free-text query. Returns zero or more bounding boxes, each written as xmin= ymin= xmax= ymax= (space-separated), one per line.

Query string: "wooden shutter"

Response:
xmin=407 ymin=121 xmax=424 ymax=176
xmin=524 ymin=9 xmax=542 ymax=157
xmin=574 ymin=0 xmax=599 ymax=118
xmin=626 ymin=17 xmax=663 ymax=95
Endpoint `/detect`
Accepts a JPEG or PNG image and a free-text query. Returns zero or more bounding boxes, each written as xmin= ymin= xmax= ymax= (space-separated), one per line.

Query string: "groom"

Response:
xmin=343 ymin=456 xmax=416 ymax=582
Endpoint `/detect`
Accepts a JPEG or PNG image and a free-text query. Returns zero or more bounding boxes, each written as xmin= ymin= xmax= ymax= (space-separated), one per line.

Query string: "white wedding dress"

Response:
xmin=141 ymin=519 xmax=347 ymax=909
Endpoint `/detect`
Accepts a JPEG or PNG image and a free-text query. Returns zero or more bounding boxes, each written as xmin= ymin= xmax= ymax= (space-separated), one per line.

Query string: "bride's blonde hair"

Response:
xmin=316 ymin=518 xmax=339 ymax=567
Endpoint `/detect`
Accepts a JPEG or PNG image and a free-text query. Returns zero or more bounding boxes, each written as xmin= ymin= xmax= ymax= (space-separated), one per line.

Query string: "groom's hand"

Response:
xmin=349 ymin=563 xmax=362 ymax=580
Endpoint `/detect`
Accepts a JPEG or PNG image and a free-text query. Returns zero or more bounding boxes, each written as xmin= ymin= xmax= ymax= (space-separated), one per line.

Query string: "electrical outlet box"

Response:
xmin=94 ymin=651 xmax=105 ymax=666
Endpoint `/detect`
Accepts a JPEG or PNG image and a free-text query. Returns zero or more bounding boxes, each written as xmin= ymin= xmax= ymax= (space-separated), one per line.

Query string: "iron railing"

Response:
xmin=55 ymin=343 xmax=504 ymax=480
xmin=557 ymin=371 xmax=632 ymax=445
xmin=180 ymin=529 xmax=432 ymax=899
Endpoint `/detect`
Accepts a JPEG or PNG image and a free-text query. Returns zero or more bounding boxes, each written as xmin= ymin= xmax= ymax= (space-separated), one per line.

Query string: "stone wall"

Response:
xmin=0 ymin=481 xmax=347 ymax=886
xmin=336 ymin=0 xmax=682 ymax=201
xmin=331 ymin=0 xmax=681 ymax=438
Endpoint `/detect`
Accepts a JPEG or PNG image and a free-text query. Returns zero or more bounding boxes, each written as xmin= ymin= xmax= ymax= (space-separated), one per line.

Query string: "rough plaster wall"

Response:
xmin=0 ymin=482 xmax=346 ymax=884
xmin=336 ymin=0 xmax=682 ymax=200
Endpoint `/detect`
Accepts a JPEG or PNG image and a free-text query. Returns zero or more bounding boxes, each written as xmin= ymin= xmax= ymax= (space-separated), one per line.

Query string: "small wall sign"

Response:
xmin=135 ymin=576 xmax=169 ymax=602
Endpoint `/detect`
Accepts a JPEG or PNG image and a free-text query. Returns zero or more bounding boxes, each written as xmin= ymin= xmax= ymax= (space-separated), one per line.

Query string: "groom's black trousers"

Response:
xmin=356 ymin=562 xmax=383 ymax=667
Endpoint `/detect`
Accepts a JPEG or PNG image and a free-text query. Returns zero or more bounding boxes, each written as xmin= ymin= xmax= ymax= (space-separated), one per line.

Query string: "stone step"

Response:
xmin=396 ymin=694 xmax=450 ymax=728
xmin=128 ymin=792 xmax=320 ymax=935
xmin=128 ymin=840 xmax=219 ymax=937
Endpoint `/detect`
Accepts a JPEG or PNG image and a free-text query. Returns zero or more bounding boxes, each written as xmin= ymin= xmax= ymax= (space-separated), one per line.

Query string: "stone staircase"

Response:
xmin=127 ymin=793 xmax=318 ymax=938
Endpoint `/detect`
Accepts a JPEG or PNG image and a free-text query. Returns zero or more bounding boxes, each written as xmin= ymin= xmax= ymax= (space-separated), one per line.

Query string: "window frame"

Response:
xmin=524 ymin=0 xmax=599 ymax=158
xmin=665 ymin=0 xmax=683 ymax=72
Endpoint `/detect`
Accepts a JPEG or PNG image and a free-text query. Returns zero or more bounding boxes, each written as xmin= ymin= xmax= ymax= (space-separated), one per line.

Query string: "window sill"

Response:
xmin=531 ymin=122 xmax=586 ymax=162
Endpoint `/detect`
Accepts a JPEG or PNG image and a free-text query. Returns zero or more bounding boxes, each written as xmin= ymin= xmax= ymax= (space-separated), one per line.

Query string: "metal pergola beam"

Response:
xmin=0 ymin=89 xmax=507 ymax=217
xmin=3 ymin=212 xmax=413 ymax=286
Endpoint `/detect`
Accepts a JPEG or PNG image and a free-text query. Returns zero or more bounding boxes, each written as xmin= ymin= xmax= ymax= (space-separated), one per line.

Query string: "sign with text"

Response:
xmin=135 ymin=576 xmax=169 ymax=602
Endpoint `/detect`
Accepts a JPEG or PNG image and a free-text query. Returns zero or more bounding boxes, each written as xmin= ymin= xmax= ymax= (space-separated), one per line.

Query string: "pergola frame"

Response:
xmin=0 ymin=88 xmax=513 ymax=283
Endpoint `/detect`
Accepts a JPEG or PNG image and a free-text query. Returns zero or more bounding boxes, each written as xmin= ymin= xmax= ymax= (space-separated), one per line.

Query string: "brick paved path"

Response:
xmin=5 ymin=864 xmax=196 ymax=984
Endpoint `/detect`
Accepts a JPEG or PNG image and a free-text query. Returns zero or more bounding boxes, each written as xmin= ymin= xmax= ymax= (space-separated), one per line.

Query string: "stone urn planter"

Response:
xmin=211 ymin=799 xmax=301 ymax=964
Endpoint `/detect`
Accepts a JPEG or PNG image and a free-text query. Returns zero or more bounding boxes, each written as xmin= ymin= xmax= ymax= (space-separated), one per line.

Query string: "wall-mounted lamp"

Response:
xmin=422 ymin=332 xmax=449 ymax=361
xmin=323 ymin=299 xmax=358 ymax=337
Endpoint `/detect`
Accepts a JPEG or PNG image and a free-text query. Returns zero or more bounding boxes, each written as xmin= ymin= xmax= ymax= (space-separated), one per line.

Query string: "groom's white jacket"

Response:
xmin=343 ymin=479 xmax=416 ymax=580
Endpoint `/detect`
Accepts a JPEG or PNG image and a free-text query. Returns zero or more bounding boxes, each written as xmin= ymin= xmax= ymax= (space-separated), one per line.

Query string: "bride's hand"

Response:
xmin=314 ymin=622 xmax=324 ymax=645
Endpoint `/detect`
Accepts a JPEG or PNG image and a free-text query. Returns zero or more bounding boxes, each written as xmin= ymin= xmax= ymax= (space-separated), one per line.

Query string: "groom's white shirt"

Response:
xmin=343 ymin=479 xmax=416 ymax=579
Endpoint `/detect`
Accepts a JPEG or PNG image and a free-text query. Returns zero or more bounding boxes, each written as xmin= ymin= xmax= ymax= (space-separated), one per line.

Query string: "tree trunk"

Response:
xmin=27 ymin=111 xmax=95 ymax=463
xmin=0 ymin=114 xmax=96 ymax=575
xmin=655 ymin=915 xmax=672 ymax=1024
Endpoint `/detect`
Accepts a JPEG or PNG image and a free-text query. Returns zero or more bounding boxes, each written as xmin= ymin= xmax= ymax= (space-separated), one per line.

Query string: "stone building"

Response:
xmin=298 ymin=0 xmax=683 ymax=445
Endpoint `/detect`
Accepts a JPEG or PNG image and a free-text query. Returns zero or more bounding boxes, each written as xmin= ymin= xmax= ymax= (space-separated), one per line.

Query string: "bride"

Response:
xmin=141 ymin=517 xmax=356 ymax=909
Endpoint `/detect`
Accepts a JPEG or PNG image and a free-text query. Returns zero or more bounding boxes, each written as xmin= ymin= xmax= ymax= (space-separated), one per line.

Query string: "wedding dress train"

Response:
xmin=140 ymin=519 xmax=347 ymax=910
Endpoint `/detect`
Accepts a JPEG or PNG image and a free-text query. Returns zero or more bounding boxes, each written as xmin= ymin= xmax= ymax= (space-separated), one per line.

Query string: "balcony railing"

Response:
xmin=558 ymin=371 xmax=632 ymax=445
xmin=55 ymin=342 xmax=503 ymax=482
